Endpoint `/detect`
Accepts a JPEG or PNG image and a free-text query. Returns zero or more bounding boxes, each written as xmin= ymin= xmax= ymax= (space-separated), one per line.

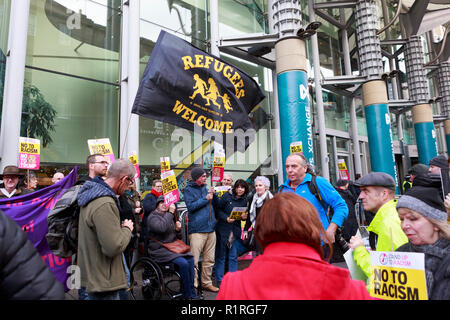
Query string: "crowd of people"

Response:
xmin=0 ymin=152 xmax=449 ymax=300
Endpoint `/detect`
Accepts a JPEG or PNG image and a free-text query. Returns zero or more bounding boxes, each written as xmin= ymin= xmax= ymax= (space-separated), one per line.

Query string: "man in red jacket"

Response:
xmin=217 ymin=193 xmax=371 ymax=300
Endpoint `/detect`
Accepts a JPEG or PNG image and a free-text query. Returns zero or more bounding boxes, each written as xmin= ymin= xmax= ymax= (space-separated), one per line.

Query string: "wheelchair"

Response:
xmin=129 ymin=209 xmax=203 ymax=300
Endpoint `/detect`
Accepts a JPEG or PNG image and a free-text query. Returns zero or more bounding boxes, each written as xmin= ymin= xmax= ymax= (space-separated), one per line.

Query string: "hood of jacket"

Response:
xmin=413 ymin=173 xmax=441 ymax=189
xmin=77 ymin=176 xmax=119 ymax=208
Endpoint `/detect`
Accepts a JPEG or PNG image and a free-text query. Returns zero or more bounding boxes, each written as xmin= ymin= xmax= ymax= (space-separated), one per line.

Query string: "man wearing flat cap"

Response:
xmin=0 ymin=166 xmax=32 ymax=199
xmin=429 ymin=154 xmax=448 ymax=175
xmin=348 ymin=172 xmax=408 ymax=278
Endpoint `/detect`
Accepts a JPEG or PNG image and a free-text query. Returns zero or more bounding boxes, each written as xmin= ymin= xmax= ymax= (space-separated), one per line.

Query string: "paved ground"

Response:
xmin=65 ymin=256 xmax=347 ymax=300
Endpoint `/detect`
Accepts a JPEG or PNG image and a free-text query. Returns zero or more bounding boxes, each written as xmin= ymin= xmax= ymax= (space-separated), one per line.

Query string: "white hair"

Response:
xmin=255 ymin=176 xmax=270 ymax=188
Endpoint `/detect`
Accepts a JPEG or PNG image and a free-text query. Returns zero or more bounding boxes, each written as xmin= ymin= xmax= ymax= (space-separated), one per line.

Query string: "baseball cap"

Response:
xmin=354 ymin=172 xmax=396 ymax=190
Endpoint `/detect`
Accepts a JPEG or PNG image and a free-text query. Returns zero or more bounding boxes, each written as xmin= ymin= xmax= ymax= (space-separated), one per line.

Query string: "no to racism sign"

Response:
xmin=370 ymin=251 xmax=427 ymax=300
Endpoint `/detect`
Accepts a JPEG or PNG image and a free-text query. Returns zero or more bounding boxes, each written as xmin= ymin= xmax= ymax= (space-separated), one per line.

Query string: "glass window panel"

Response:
xmin=0 ymin=0 xmax=11 ymax=118
xmin=24 ymin=67 xmax=119 ymax=164
xmin=26 ymin=0 xmax=121 ymax=84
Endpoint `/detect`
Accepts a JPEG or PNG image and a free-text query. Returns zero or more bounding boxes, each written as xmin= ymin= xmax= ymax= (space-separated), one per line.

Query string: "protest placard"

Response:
xmin=160 ymin=157 xmax=171 ymax=173
xmin=212 ymin=143 xmax=225 ymax=182
xmin=338 ymin=159 xmax=350 ymax=180
xmin=369 ymin=251 xmax=427 ymax=300
xmin=290 ymin=141 xmax=303 ymax=154
xmin=228 ymin=207 xmax=247 ymax=220
xmin=87 ymin=138 xmax=115 ymax=163
xmin=128 ymin=151 xmax=140 ymax=178
xmin=215 ymin=185 xmax=231 ymax=198
xmin=161 ymin=170 xmax=180 ymax=207
xmin=18 ymin=137 xmax=40 ymax=170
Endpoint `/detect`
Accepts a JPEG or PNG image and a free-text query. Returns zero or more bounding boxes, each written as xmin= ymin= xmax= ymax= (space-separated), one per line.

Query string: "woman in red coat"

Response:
xmin=216 ymin=192 xmax=371 ymax=300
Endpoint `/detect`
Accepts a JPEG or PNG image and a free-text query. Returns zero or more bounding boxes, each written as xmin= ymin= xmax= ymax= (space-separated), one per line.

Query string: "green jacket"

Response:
xmin=353 ymin=199 xmax=408 ymax=278
xmin=77 ymin=180 xmax=132 ymax=293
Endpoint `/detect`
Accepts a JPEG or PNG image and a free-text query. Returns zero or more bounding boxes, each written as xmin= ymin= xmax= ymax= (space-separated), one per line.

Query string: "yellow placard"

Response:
xmin=338 ymin=161 xmax=347 ymax=170
xmin=290 ymin=141 xmax=303 ymax=153
xmin=160 ymin=157 xmax=171 ymax=172
xmin=128 ymin=154 xmax=138 ymax=165
xmin=369 ymin=251 xmax=427 ymax=300
xmin=228 ymin=207 xmax=247 ymax=220
xmin=162 ymin=172 xmax=178 ymax=194
xmin=19 ymin=139 xmax=40 ymax=154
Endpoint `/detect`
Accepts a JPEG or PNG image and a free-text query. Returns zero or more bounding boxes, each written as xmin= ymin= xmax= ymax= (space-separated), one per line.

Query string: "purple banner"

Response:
xmin=0 ymin=167 xmax=78 ymax=290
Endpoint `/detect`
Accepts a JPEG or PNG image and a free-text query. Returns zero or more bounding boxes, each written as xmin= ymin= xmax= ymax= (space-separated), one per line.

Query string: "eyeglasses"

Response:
xmin=93 ymin=161 xmax=109 ymax=165
xmin=125 ymin=176 xmax=135 ymax=186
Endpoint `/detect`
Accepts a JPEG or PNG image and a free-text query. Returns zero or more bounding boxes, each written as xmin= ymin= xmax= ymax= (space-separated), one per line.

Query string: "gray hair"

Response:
xmin=107 ymin=159 xmax=136 ymax=179
xmin=255 ymin=176 xmax=270 ymax=188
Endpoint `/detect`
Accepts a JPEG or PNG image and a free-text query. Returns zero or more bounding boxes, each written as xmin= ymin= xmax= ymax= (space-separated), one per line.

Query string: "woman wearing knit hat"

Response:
xmin=396 ymin=186 xmax=450 ymax=300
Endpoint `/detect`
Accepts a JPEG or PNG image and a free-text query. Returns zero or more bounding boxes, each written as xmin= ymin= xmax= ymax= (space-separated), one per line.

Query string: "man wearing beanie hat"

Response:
xmin=183 ymin=166 xmax=219 ymax=292
xmin=396 ymin=187 xmax=450 ymax=300
xmin=348 ymin=172 xmax=408 ymax=278
xmin=429 ymin=154 xmax=448 ymax=175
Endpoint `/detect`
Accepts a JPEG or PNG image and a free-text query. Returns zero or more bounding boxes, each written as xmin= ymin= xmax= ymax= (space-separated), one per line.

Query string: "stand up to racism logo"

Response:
xmin=132 ymin=30 xmax=265 ymax=151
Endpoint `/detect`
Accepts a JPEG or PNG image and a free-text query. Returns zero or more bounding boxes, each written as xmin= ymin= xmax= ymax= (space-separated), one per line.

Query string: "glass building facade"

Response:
xmin=0 ymin=0 xmax=448 ymax=193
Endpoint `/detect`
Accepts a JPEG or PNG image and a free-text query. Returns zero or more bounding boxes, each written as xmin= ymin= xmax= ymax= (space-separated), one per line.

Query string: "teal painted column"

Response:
xmin=275 ymin=37 xmax=313 ymax=179
xmin=412 ymin=104 xmax=438 ymax=165
xmin=365 ymin=103 xmax=397 ymax=179
xmin=414 ymin=122 xmax=438 ymax=165
xmin=446 ymin=120 xmax=450 ymax=153
xmin=278 ymin=70 xmax=314 ymax=169
xmin=363 ymin=80 xmax=398 ymax=190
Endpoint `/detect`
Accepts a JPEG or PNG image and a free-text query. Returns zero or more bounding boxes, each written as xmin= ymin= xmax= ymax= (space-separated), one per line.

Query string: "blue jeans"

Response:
xmin=172 ymin=256 xmax=197 ymax=299
xmin=119 ymin=253 xmax=131 ymax=300
xmin=214 ymin=236 xmax=238 ymax=285
xmin=87 ymin=291 xmax=120 ymax=300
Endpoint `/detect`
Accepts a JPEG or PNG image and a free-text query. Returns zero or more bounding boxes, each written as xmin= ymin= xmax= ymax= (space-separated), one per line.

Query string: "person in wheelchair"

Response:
xmin=146 ymin=196 xmax=197 ymax=300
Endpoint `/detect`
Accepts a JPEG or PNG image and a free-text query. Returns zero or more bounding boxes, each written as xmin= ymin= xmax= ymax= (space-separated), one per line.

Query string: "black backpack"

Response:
xmin=46 ymin=184 xmax=82 ymax=258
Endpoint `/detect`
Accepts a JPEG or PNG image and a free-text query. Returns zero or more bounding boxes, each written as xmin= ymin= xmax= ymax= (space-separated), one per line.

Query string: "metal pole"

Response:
xmin=308 ymin=0 xmax=329 ymax=180
xmin=340 ymin=7 xmax=362 ymax=178
xmin=127 ymin=0 xmax=140 ymax=187
xmin=437 ymin=62 xmax=450 ymax=153
xmin=0 ymin=0 xmax=30 ymax=170
xmin=209 ymin=0 xmax=220 ymax=57
xmin=120 ymin=0 xmax=129 ymax=158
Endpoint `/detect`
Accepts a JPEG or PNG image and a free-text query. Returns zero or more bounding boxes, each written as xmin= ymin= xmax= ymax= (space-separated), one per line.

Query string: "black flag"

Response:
xmin=132 ymin=30 xmax=265 ymax=151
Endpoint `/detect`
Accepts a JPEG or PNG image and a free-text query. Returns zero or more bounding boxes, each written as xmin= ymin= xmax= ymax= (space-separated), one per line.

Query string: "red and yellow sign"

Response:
xmin=18 ymin=137 xmax=40 ymax=170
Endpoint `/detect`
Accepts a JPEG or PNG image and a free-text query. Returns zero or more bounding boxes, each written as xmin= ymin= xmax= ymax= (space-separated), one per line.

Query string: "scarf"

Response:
xmin=249 ymin=190 xmax=273 ymax=228
xmin=151 ymin=188 xmax=163 ymax=198
xmin=399 ymin=238 xmax=450 ymax=295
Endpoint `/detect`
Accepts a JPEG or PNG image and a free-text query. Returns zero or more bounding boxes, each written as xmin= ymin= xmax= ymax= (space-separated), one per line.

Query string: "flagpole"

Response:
xmin=120 ymin=112 xmax=133 ymax=159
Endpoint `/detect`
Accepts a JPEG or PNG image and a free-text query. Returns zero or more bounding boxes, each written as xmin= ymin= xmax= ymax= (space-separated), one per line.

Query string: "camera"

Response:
xmin=334 ymin=228 xmax=350 ymax=253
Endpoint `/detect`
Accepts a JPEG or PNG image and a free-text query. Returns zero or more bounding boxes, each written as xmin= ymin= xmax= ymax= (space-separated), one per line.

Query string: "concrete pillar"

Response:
xmin=0 ymin=0 xmax=30 ymax=170
xmin=272 ymin=0 xmax=314 ymax=179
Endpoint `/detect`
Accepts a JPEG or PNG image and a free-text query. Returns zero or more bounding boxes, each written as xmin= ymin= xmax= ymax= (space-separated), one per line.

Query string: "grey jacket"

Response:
xmin=147 ymin=208 xmax=192 ymax=263
xmin=396 ymin=238 xmax=450 ymax=300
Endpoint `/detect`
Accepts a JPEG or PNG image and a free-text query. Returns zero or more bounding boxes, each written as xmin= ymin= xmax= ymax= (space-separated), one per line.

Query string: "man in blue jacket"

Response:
xmin=279 ymin=153 xmax=348 ymax=248
xmin=183 ymin=167 xmax=219 ymax=292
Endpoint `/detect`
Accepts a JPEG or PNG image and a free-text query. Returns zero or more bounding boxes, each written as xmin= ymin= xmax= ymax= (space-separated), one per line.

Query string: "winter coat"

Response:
xmin=183 ymin=181 xmax=218 ymax=234
xmin=335 ymin=187 xmax=358 ymax=241
xmin=279 ymin=173 xmax=349 ymax=230
xmin=217 ymin=241 xmax=372 ymax=300
xmin=396 ymin=238 xmax=450 ymax=300
xmin=216 ymin=192 xmax=248 ymax=242
xmin=353 ymin=199 xmax=408 ymax=278
xmin=77 ymin=177 xmax=132 ymax=293
xmin=0 ymin=210 xmax=64 ymax=300
xmin=146 ymin=208 xmax=193 ymax=264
